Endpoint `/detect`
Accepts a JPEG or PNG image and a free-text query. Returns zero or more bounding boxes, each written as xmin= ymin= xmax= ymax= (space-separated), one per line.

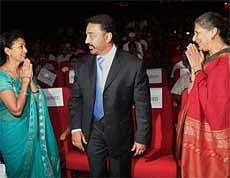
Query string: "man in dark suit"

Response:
xmin=69 ymin=14 xmax=151 ymax=178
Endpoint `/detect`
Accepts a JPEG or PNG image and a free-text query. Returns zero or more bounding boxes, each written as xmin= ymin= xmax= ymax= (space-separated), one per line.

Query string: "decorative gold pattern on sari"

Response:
xmin=183 ymin=117 xmax=230 ymax=163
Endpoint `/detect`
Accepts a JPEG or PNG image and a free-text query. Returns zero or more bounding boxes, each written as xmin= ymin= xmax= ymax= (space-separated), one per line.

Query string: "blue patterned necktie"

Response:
xmin=93 ymin=57 xmax=105 ymax=120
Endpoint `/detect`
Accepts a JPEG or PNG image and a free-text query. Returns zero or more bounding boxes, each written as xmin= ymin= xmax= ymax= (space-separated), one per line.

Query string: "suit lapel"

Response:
xmin=88 ymin=55 xmax=97 ymax=98
xmin=104 ymin=49 xmax=121 ymax=91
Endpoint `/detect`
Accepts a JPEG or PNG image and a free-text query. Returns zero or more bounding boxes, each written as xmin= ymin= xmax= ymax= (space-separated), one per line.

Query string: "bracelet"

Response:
xmin=191 ymin=68 xmax=201 ymax=75
xmin=32 ymin=90 xmax=39 ymax=94
xmin=21 ymin=77 xmax=30 ymax=82
xmin=191 ymin=65 xmax=201 ymax=73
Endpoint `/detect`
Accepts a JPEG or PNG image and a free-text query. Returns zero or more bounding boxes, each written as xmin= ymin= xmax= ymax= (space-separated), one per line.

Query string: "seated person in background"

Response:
xmin=128 ymin=41 xmax=143 ymax=59
xmin=123 ymin=32 xmax=144 ymax=59
xmin=171 ymin=53 xmax=191 ymax=109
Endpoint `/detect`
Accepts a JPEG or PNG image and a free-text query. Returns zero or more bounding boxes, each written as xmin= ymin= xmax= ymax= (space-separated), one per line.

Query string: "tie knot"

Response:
xmin=98 ymin=56 xmax=104 ymax=64
xmin=97 ymin=57 xmax=105 ymax=70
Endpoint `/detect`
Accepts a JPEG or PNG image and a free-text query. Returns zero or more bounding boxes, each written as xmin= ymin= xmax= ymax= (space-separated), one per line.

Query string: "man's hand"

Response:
xmin=131 ymin=142 xmax=146 ymax=156
xmin=71 ymin=131 xmax=87 ymax=151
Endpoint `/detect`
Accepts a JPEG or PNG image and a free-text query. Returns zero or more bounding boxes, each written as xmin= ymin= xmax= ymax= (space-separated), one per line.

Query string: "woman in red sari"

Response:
xmin=176 ymin=12 xmax=230 ymax=178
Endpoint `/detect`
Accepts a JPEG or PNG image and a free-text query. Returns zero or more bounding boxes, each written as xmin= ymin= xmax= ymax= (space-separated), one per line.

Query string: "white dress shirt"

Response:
xmin=72 ymin=45 xmax=117 ymax=133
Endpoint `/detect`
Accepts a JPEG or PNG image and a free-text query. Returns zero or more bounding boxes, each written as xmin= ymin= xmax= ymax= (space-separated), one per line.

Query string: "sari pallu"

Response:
xmin=176 ymin=48 xmax=230 ymax=178
xmin=0 ymin=72 xmax=60 ymax=178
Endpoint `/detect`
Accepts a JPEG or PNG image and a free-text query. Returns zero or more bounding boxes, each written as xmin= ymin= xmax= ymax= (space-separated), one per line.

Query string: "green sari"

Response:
xmin=0 ymin=71 xmax=61 ymax=178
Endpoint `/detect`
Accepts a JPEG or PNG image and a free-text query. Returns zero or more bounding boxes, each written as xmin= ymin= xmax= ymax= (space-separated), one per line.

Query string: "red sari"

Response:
xmin=176 ymin=48 xmax=230 ymax=178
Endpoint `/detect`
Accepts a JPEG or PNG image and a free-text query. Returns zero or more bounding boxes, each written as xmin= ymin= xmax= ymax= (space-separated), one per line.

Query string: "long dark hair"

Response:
xmin=0 ymin=30 xmax=25 ymax=66
xmin=195 ymin=12 xmax=229 ymax=44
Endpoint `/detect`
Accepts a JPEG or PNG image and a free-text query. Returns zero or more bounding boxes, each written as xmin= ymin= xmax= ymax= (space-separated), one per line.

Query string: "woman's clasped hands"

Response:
xmin=20 ymin=58 xmax=33 ymax=83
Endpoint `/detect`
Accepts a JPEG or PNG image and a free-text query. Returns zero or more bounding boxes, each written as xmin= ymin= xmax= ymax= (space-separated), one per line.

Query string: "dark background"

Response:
xmin=2 ymin=1 xmax=228 ymax=34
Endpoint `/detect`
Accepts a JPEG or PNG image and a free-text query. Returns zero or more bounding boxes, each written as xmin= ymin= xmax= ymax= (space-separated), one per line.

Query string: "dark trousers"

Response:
xmin=86 ymin=118 xmax=131 ymax=178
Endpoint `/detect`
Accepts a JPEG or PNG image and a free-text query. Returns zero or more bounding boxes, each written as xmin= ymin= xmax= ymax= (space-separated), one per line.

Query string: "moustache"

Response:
xmin=86 ymin=44 xmax=95 ymax=48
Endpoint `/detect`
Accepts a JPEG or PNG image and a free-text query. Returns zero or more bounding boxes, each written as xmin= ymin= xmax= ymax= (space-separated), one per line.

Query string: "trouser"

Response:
xmin=86 ymin=118 xmax=131 ymax=178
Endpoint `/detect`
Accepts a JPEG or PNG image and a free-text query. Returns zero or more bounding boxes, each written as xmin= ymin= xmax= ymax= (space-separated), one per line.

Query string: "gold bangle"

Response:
xmin=192 ymin=69 xmax=201 ymax=75
xmin=191 ymin=65 xmax=202 ymax=71
xmin=32 ymin=90 xmax=39 ymax=94
xmin=21 ymin=77 xmax=30 ymax=82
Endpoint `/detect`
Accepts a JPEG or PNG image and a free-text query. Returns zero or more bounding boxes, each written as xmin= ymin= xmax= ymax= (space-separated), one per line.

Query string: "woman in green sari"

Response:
xmin=0 ymin=31 xmax=61 ymax=178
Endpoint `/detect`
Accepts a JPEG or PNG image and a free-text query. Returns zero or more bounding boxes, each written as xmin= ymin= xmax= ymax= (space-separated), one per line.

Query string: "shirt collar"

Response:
xmin=97 ymin=44 xmax=117 ymax=61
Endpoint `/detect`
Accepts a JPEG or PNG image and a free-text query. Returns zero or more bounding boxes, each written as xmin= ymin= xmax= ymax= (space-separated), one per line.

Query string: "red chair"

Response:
xmin=131 ymin=86 xmax=176 ymax=178
xmin=58 ymin=93 xmax=89 ymax=177
xmin=46 ymin=87 xmax=71 ymax=162
xmin=45 ymin=87 xmax=85 ymax=177
xmin=60 ymin=86 xmax=176 ymax=178
xmin=52 ymin=69 xmax=66 ymax=88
